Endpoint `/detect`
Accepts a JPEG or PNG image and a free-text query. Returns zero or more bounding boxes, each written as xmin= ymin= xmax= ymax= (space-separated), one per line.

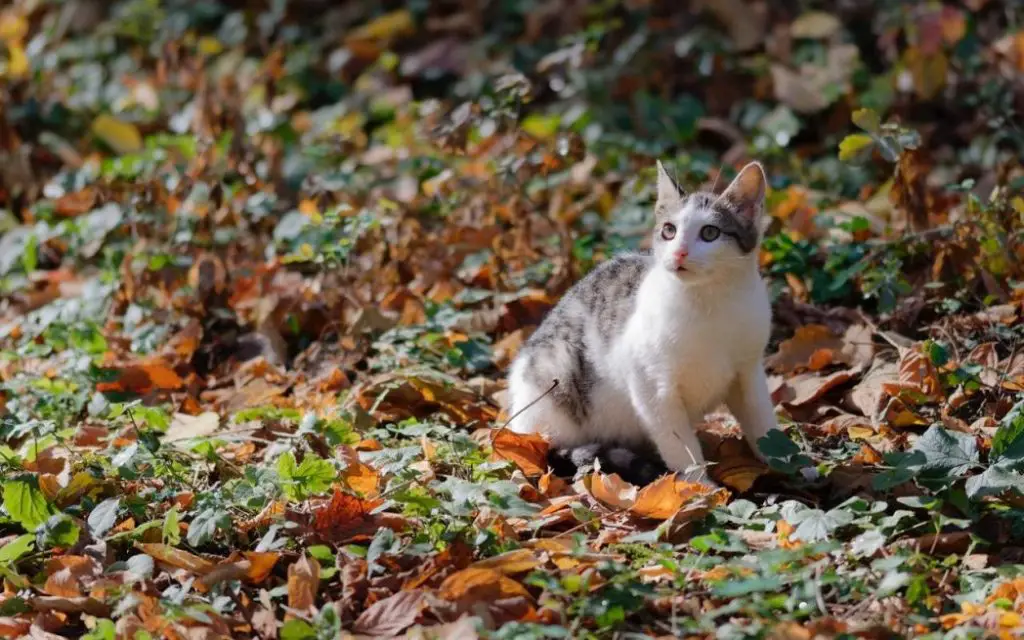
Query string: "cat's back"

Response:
xmin=527 ymin=252 xmax=651 ymax=346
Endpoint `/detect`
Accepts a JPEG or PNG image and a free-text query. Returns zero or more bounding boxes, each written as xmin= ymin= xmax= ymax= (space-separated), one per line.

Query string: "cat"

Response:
xmin=506 ymin=160 xmax=779 ymax=486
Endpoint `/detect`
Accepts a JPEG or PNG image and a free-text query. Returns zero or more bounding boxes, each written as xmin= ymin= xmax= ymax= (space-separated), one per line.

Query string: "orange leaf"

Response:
xmin=340 ymin=461 xmax=380 ymax=497
xmin=437 ymin=567 xmax=531 ymax=603
xmin=244 ymin=552 xmax=280 ymax=583
xmin=43 ymin=556 xmax=99 ymax=598
xmin=491 ymin=428 xmax=549 ymax=477
xmin=705 ymin=436 xmax=769 ymax=493
xmin=96 ymin=361 xmax=183 ymax=394
xmin=286 ymin=554 xmax=320 ymax=620
xmin=586 ymin=472 xmax=637 ymax=511
xmin=134 ymin=543 xmax=216 ymax=575
xmin=470 ymin=549 xmax=540 ymax=575
xmin=631 ymin=475 xmax=728 ymax=520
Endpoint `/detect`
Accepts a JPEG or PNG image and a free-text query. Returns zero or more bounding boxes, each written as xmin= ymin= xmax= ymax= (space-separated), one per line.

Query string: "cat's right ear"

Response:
xmin=656 ymin=160 xmax=684 ymax=213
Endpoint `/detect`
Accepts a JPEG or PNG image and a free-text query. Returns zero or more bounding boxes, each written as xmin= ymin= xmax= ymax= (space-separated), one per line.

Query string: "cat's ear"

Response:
xmin=656 ymin=160 xmax=684 ymax=212
xmin=718 ymin=161 xmax=767 ymax=221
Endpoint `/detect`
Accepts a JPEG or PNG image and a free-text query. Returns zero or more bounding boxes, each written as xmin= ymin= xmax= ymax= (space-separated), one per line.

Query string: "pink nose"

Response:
xmin=674 ymin=249 xmax=689 ymax=266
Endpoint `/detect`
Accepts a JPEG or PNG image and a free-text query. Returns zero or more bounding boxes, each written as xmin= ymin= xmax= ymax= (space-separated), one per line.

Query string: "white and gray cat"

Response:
xmin=507 ymin=160 xmax=779 ymax=485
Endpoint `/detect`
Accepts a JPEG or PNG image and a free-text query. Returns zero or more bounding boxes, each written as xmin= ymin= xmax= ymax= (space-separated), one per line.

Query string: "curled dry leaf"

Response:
xmin=585 ymin=472 xmax=637 ymax=511
xmin=491 ymin=428 xmax=550 ymax=477
xmin=702 ymin=434 xmax=769 ymax=492
xmin=43 ymin=556 xmax=100 ymax=598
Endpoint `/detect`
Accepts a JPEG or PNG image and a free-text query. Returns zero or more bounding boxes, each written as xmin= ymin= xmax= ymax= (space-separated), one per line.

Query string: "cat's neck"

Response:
xmin=642 ymin=259 xmax=762 ymax=306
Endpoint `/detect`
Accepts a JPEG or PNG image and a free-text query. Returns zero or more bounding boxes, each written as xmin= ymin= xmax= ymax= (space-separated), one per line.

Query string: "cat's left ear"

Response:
xmin=718 ymin=161 xmax=767 ymax=221
xmin=656 ymin=160 xmax=684 ymax=212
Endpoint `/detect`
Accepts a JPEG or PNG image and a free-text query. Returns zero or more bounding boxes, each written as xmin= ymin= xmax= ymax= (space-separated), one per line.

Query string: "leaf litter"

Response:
xmin=0 ymin=1 xmax=1023 ymax=639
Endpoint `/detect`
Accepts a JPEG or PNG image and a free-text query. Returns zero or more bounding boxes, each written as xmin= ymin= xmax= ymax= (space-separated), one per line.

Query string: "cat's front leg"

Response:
xmin=725 ymin=362 xmax=779 ymax=461
xmin=627 ymin=381 xmax=713 ymax=485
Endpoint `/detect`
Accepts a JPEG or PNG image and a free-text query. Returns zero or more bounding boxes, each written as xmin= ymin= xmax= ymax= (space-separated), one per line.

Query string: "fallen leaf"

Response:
xmin=352 ymin=589 xmax=426 ymax=636
xmin=631 ymin=475 xmax=729 ymax=520
xmin=437 ymin=567 xmax=532 ymax=603
xmin=470 ymin=549 xmax=540 ymax=575
xmin=767 ymin=324 xmax=873 ymax=374
xmin=286 ymin=554 xmax=320 ymax=620
xmin=133 ymin=543 xmax=216 ymax=575
xmin=163 ymin=412 xmax=220 ymax=445
xmin=790 ymin=11 xmax=841 ymax=39
xmin=491 ymin=428 xmax=550 ymax=477
xmin=849 ymin=360 xmax=899 ymax=422
xmin=781 ymin=369 xmax=859 ymax=407
xmin=586 ymin=472 xmax=637 ymax=511
xmin=96 ymin=361 xmax=183 ymax=394
xmin=340 ymin=460 xmax=380 ymax=497
xmin=43 ymin=556 xmax=99 ymax=598
xmin=91 ymin=114 xmax=143 ymax=155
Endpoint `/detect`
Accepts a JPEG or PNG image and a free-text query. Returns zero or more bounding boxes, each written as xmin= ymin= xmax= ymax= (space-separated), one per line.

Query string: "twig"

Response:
xmin=497 ymin=378 xmax=558 ymax=430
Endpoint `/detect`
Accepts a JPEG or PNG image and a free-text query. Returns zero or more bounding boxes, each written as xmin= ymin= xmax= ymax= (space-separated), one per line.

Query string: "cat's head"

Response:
xmin=652 ymin=160 xmax=767 ymax=282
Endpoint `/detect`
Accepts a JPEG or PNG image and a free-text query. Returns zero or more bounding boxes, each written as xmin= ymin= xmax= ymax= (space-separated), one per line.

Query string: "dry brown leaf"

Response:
xmin=704 ymin=435 xmax=769 ymax=492
xmin=163 ymin=412 xmax=220 ymax=445
xmin=767 ymin=324 xmax=873 ymax=374
xmin=966 ymin=342 xmax=1000 ymax=387
xmin=286 ymin=554 xmax=320 ymax=620
xmin=352 ymin=589 xmax=426 ymax=636
xmin=849 ymin=360 xmax=899 ymax=422
xmin=134 ymin=543 xmax=216 ymax=575
xmin=491 ymin=428 xmax=549 ymax=477
xmin=43 ymin=556 xmax=99 ymax=598
xmin=470 ymin=549 xmax=540 ymax=575
xmin=437 ymin=567 xmax=532 ymax=603
xmin=781 ymin=369 xmax=859 ymax=407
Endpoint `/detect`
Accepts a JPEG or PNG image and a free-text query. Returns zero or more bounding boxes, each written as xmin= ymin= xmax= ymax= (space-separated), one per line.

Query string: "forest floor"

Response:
xmin=1 ymin=1 xmax=1024 ymax=638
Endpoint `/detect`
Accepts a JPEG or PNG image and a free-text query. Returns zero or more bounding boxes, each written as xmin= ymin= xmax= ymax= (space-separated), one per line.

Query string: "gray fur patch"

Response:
xmin=517 ymin=254 xmax=651 ymax=422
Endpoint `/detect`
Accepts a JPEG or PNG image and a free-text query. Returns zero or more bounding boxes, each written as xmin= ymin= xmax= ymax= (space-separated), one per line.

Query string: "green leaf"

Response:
xmin=789 ymin=508 xmax=854 ymax=542
xmin=163 ymin=506 xmax=181 ymax=545
xmin=280 ymin=619 xmax=317 ymax=640
xmin=186 ymin=507 xmax=231 ymax=547
xmin=851 ymin=108 xmax=881 ymax=133
xmin=0 ymin=534 xmax=34 ymax=565
xmin=992 ymin=399 xmax=1024 ymax=462
xmin=3 ymin=478 xmax=56 ymax=531
xmin=910 ymin=426 xmax=980 ymax=475
xmin=838 ymin=133 xmax=874 ymax=162
xmin=82 ymin=619 xmax=116 ymax=640
xmin=88 ymin=497 xmax=121 ymax=538
xmin=21 ymin=233 xmax=37 ymax=274
xmin=278 ymin=451 xmax=337 ymax=501
xmin=758 ymin=430 xmax=800 ymax=458
xmin=37 ymin=513 xmax=81 ymax=549
xmin=965 ymin=466 xmax=1023 ymax=499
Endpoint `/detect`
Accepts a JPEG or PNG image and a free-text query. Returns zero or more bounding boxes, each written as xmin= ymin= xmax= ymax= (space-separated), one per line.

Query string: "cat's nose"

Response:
xmin=674 ymin=248 xmax=688 ymax=266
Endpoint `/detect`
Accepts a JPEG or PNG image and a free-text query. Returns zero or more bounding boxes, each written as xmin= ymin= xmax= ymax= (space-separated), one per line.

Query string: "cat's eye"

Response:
xmin=699 ymin=225 xmax=720 ymax=242
xmin=661 ymin=223 xmax=676 ymax=240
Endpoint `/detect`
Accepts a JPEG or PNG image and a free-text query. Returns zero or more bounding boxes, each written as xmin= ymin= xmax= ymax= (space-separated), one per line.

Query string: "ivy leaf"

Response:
xmin=965 ymin=466 xmax=1023 ymax=499
xmin=88 ymin=497 xmax=121 ymax=538
xmin=37 ymin=513 xmax=81 ymax=549
xmin=789 ymin=507 xmax=854 ymax=542
xmin=852 ymin=107 xmax=881 ymax=133
xmin=910 ymin=426 xmax=979 ymax=475
xmin=3 ymin=478 xmax=56 ymax=531
xmin=186 ymin=507 xmax=231 ymax=547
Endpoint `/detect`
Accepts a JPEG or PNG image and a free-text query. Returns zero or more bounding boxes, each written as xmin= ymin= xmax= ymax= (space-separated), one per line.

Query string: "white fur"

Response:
xmin=508 ymin=162 xmax=778 ymax=484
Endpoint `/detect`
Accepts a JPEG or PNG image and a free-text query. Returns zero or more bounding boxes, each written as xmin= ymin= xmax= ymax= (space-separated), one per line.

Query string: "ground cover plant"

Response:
xmin=1 ymin=0 xmax=1023 ymax=638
